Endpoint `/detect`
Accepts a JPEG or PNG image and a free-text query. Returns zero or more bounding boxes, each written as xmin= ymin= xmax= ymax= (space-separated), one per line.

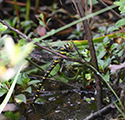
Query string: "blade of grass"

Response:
xmin=0 ymin=61 xmax=27 ymax=114
xmin=40 ymin=31 xmax=125 ymax=48
xmin=26 ymin=0 xmax=30 ymax=21
xmin=89 ymin=64 xmax=124 ymax=111
xmin=33 ymin=4 xmax=117 ymax=43
xmin=113 ymin=101 xmax=125 ymax=117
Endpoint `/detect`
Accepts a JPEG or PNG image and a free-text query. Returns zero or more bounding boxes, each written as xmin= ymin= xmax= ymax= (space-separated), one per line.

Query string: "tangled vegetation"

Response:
xmin=0 ymin=0 xmax=125 ymax=119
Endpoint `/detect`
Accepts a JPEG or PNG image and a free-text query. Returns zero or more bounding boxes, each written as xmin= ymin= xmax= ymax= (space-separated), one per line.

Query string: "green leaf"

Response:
xmin=12 ymin=17 xmax=17 ymax=27
xmin=18 ymin=39 xmax=26 ymax=46
xmin=117 ymin=49 xmax=123 ymax=57
xmin=24 ymin=25 xmax=31 ymax=34
xmin=114 ymin=1 xmax=122 ymax=6
xmin=28 ymin=80 xmax=40 ymax=86
xmin=119 ymin=5 xmax=123 ymax=11
xmin=98 ymin=59 xmax=105 ymax=69
xmin=22 ymin=73 xmax=30 ymax=83
xmin=21 ymin=20 xmax=34 ymax=27
xmin=121 ymin=8 xmax=125 ymax=13
xmin=15 ymin=94 xmax=26 ymax=103
xmin=16 ymin=74 xmax=24 ymax=87
xmin=39 ymin=21 xmax=46 ymax=27
xmin=0 ymin=23 xmax=8 ymax=32
xmin=97 ymin=51 xmax=106 ymax=59
xmin=50 ymin=64 xmax=60 ymax=76
xmin=103 ymin=57 xmax=111 ymax=68
xmin=40 ymin=13 xmax=44 ymax=21
xmin=53 ymin=75 xmax=68 ymax=83
xmin=47 ymin=29 xmax=56 ymax=35
xmin=110 ymin=43 xmax=119 ymax=51
xmin=107 ymin=26 xmax=116 ymax=33
xmin=88 ymin=0 xmax=98 ymax=5
xmin=4 ymin=111 xmax=20 ymax=120
xmin=23 ymin=86 xmax=31 ymax=93
xmin=116 ymin=18 xmax=125 ymax=28
xmin=86 ymin=98 xmax=91 ymax=102
xmin=16 ymin=73 xmax=29 ymax=88
xmin=16 ymin=73 xmax=30 ymax=89
xmin=68 ymin=34 xmax=77 ymax=39
xmin=0 ymin=88 xmax=7 ymax=97
xmin=103 ymin=36 xmax=109 ymax=45
xmin=103 ymin=71 xmax=110 ymax=82
xmin=85 ymin=73 xmax=91 ymax=80
xmin=46 ymin=18 xmax=51 ymax=25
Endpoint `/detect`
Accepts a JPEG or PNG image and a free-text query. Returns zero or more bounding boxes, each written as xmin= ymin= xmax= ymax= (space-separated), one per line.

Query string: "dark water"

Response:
xmin=20 ymin=88 xmax=96 ymax=120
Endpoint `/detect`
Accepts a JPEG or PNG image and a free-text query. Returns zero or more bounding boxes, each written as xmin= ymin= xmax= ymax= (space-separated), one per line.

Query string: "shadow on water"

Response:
xmin=20 ymin=86 xmax=96 ymax=120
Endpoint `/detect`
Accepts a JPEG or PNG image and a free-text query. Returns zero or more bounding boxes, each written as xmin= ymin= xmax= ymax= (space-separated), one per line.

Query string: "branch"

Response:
xmin=97 ymin=0 xmax=122 ymax=19
xmin=84 ymin=101 xmax=116 ymax=120
xmin=0 ymin=19 xmax=83 ymax=64
xmin=72 ymin=0 xmax=102 ymax=110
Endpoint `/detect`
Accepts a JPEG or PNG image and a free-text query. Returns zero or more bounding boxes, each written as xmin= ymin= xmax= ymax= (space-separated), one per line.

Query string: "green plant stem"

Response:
xmin=97 ymin=0 xmax=122 ymax=19
xmin=113 ymin=101 xmax=125 ymax=117
xmin=89 ymin=64 xmax=124 ymax=111
xmin=0 ymin=5 xmax=119 ymax=63
xmin=40 ymin=31 xmax=125 ymax=48
xmin=26 ymin=58 xmax=44 ymax=72
xmin=34 ymin=0 xmax=40 ymax=15
xmin=14 ymin=0 xmax=21 ymax=31
xmin=26 ymin=0 xmax=30 ymax=21
xmin=34 ymin=5 xmax=117 ymax=42
xmin=0 ymin=61 xmax=27 ymax=114
xmin=14 ymin=0 xmax=20 ymax=22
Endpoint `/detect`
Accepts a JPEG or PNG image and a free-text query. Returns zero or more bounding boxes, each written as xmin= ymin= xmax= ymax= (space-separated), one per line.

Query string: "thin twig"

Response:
xmin=71 ymin=40 xmax=82 ymax=58
xmin=26 ymin=58 xmax=44 ymax=72
xmin=84 ymin=100 xmax=117 ymax=120
xmin=72 ymin=0 xmax=102 ymax=110
xmin=97 ymin=0 xmax=122 ymax=19
xmin=0 ymin=19 xmax=83 ymax=64
xmin=14 ymin=0 xmax=21 ymax=31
